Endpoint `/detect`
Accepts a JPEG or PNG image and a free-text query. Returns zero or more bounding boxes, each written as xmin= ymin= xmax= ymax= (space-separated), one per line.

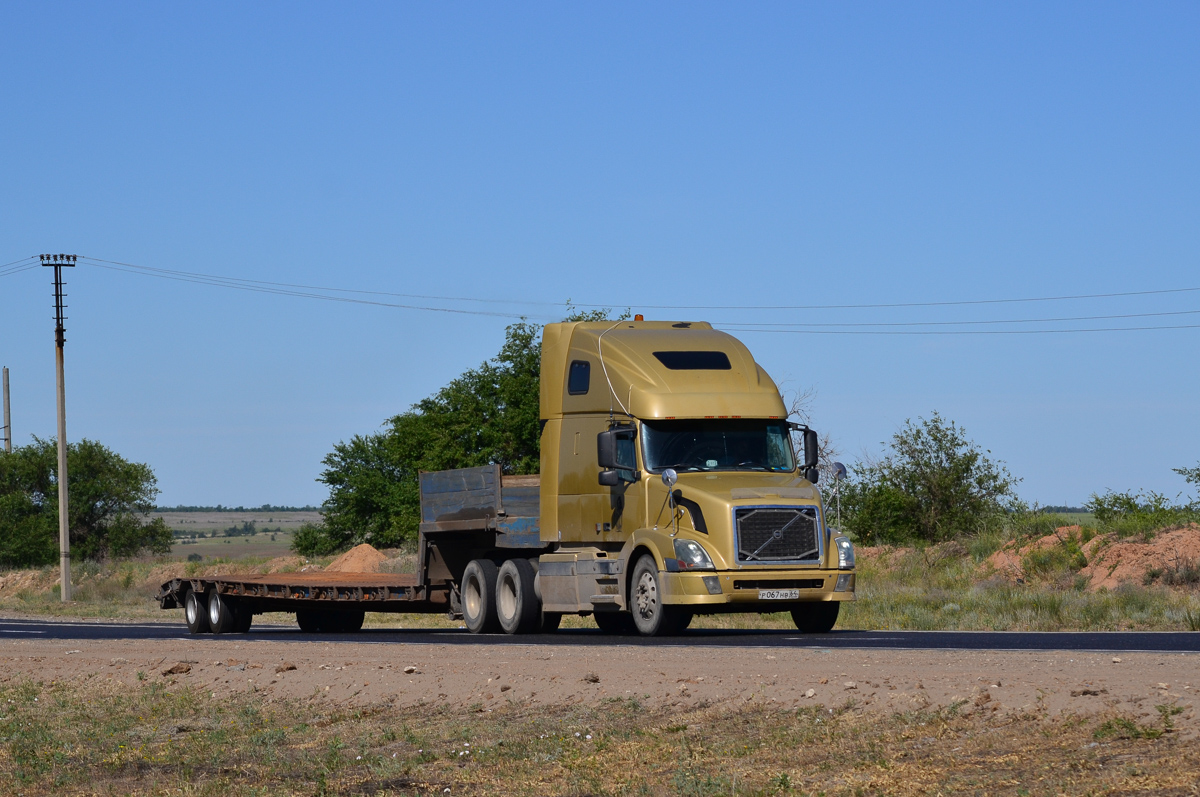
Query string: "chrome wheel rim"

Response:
xmin=635 ymin=570 xmax=657 ymax=620
xmin=464 ymin=575 xmax=482 ymax=621
xmin=498 ymin=574 xmax=517 ymax=623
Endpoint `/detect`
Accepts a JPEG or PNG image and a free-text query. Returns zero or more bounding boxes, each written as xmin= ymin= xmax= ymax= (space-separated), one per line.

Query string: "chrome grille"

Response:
xmin=735 ymin=507 xmax=820 ymax=563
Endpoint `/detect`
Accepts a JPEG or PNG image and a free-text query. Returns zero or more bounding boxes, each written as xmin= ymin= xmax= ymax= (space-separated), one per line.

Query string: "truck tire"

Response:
xmin=296 ymin=609 xmax=323 ymax=632
xmin=791 ymin=601 xmax=839 ymax=633
xmin=335 ymin=609 xmax=365 ymax=633
xmin=629 ymin=555 xmax=689 ymax=637
xmin=496 ymin=559 xmax=540 ymax=635
xmin=185 ymin=590 xmax=210 ymax=634
xmin=235 ymin=606 xmax=254 ymax=634
xmin=462 ymin=559 xmax=501 ymax=634
xmin=593 ymin=611 xmax=637 ymax=635
xmin=207 ymin=590 xmax=239 ymax=635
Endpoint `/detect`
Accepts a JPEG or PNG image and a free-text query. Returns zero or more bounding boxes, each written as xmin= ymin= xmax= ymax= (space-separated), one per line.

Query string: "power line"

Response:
xmin=718 ymin=323 xmax=1200 ymax=336
xmin=82 ymin=260 xmax=555 ymax=321
xmin=728 ymin=307 xmax=1200 ymax=328
xmin=0 ymin=263 xmax=39 ymax=279
xmin=77 ymin=255 xmax=1200 ymax=312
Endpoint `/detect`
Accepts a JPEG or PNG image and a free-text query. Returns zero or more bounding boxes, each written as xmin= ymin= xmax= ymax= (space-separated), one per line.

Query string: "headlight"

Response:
xmin=673 ymin=538 xmax=715 ymax=570
xmin=834 ymin=536 xmax=855 ymax=570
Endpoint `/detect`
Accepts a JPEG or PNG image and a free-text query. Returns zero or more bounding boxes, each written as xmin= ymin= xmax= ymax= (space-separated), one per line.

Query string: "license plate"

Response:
xmin=758 ymin=588 xmax=800 ymax=600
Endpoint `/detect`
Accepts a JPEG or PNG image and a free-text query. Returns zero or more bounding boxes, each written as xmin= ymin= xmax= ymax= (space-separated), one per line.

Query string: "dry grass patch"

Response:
xmin=0 ymin=677 xmax=1195 ymax=796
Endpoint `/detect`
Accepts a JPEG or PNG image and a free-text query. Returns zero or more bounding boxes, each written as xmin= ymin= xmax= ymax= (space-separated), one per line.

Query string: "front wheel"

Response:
xmin=629 ymin=556 xmax=689 ymax=637
xmin=791 ymin=601 xmax=840 ymax=633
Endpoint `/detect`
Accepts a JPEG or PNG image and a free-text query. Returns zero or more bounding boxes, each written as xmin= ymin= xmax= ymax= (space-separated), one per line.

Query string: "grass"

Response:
xmin=2 ymin=523 xmax=1199 ymax=631
xmin=0 ymin=677 xmax=1194 ymax=796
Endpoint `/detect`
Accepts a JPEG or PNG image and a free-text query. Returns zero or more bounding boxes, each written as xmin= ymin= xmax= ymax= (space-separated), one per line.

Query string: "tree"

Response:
xmin=0 ymin=437 xmax=172 ymax=566
xmin=838 ymin=413 xmax=1018 ymax=544
xmin=304 ymin=310 xmax=621 ymax=554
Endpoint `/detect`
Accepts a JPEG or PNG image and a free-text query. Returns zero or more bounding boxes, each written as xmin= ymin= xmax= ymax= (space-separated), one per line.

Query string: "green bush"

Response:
xmin=0 ymin=438 xmax=171 ymax=566
xmin=1084 ymin=490 xmax=1196 ymax=539
xmin=836 ymin=412 xmax=1018 ymax=545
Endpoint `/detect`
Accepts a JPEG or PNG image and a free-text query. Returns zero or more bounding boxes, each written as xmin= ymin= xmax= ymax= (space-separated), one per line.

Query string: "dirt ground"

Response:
xmin=2 ymin=625 xmax=1195 ymax=738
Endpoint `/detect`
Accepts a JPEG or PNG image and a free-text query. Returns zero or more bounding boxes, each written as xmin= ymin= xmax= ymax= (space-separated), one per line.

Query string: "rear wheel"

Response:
xmin=462 ymin=559 xmax=501 ymax=634
xmin=791 ymin=601 xmax=840 ymax=633
xmin=497 ymin=559 xmax=540 ymax=635
xmin=629 ymin=556 xmax=689 ymax=637
xmin=207 ymin=590 xmax=239 ymax=634
xmin=185 ymin=590 xmax=210 ymax=634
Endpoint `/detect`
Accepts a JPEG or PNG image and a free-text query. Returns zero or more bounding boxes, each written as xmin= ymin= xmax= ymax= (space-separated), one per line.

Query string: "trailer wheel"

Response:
xmin=496 ymin=559 xmax=540 ymax=635
xmin=462 ymin=559 xmax=501 ymax=634
xmin=336 ymin=609 xmax=365 ymax=632
xmin=184 ymin=590 xmax=210 ymax=634
xmin=629 ymin=555 xmax=689 ymax=637
xmin=207 ymin=590 xmax=239 ymax=634
xmin=791 ymin=601 xmax=839 ymax=633
xmin=235 ymin=605 xmax=254 ymax=634
xmin=296 ymin=610 xmax=323 ymax=633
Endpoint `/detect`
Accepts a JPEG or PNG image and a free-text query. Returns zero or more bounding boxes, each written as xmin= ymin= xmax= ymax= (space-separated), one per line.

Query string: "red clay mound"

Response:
xmin=983 ymin=523 xmax=1200 ymax=591
xmin=324 ymin=544 xmax=388 ymax=573
xmin=1080 ymin=524 xmax=1200 ymax=591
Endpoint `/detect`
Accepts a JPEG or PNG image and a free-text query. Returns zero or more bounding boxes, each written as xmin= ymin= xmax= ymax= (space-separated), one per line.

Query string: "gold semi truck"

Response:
xmin=159 ymin=320 xmax=855 ymax=637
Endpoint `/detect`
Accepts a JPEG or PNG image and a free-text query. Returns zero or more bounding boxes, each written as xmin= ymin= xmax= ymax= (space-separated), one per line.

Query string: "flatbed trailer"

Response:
xmin=157 ymin=466 xmax=544 ymax=634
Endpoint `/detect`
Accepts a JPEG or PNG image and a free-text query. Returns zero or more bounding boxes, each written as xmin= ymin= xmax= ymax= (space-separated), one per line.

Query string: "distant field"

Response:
xmin=169 ymin=531 xmax=298 ymax=560
xmin=157 ymin=509 xmax=321 ymax=561
xmin=153 ymin=509 xmax=322 ymax=532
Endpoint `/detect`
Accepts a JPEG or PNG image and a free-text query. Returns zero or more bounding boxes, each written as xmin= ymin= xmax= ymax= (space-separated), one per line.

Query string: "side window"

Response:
xmin=567 ymin=360 xmax=590 ymax=395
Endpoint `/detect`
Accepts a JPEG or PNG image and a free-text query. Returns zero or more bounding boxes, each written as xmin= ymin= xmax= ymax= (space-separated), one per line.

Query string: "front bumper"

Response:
xmin=661 ymin=569 xmax=856 ymax=607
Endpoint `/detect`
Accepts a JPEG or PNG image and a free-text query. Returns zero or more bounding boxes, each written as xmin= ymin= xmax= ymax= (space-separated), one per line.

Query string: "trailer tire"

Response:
xmin=629 ymin=555 xmax=689 ymax=637
xmin=184 ymin=590 xmax=210 ymax=634
xmin=335 ymin=609 xmax=365 ymax=633
xmin=235 ymin=605 xmax=253 ymax=634
xmin=462 ymin=559 xmax=501 ymax=634
xmin=496 ymin=558 xmax=540 ymax=635
xmin=296 ymin=610 xmax=323 ymax=633
xmin=207 ymin=590 xmax=239 ymax=634
xmin=791 ymin=601 xmax=839 ymax=633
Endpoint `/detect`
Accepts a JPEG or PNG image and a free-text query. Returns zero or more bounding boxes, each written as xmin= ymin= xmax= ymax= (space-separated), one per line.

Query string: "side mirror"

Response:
xmin=803 ymin=429 xmax=819 ymax=469
xmin=597 ymin=425 xmax=637 ymax=486
xmin=597 ymin=427 xmax=634 ymax=469
xmin=833 ymin=461 xmax=847 ymax=481
xmin=661 ymin=468 xmax=678 ymax=489
xmin=805 ymin=466 xmax=820 ymax=484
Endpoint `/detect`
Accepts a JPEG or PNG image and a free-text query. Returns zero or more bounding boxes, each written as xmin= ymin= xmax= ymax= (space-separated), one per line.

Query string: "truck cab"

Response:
xmin=532 ymin=320 xmax=855 ymax=635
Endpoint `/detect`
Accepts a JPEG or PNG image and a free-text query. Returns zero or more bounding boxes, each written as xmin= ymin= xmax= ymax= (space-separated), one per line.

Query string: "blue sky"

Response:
xmin=2 ymin=3 xmax=1198 ymax=507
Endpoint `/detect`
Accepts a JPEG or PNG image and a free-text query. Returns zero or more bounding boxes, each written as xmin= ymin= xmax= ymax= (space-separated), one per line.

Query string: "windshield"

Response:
xmin=641 ymin=419 xmax=796 ymax=473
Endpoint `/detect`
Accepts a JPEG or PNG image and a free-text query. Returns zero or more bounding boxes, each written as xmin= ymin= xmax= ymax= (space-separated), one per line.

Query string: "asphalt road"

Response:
xmin=1 ymin=617 xmax=1198 ymax=652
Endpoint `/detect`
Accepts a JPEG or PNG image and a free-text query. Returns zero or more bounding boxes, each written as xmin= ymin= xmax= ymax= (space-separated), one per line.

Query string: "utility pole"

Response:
xmin=2 ymin=366 xmax=10 ymax=453
xmin=41 ymin=254 xmax=75 ymax=602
